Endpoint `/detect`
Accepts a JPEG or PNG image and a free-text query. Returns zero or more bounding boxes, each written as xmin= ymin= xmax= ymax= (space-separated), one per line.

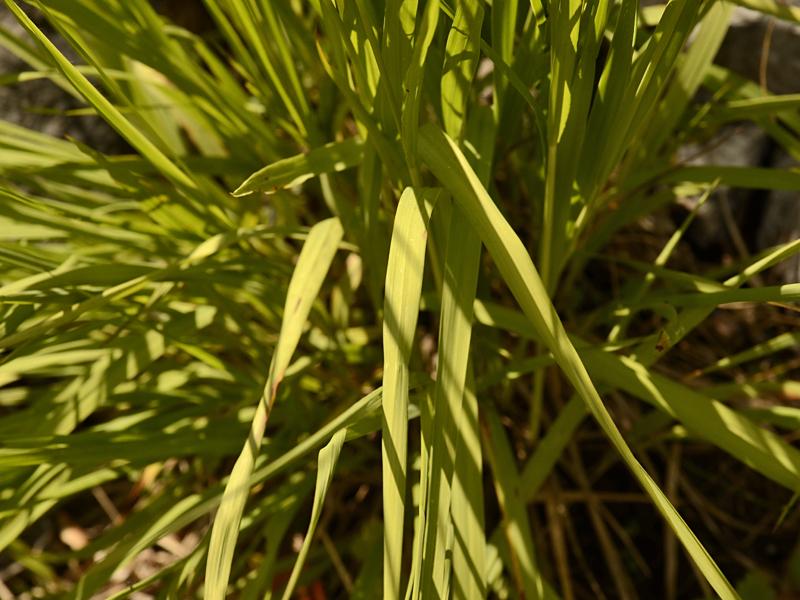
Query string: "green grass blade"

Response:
xmin=383 ymin=0 xmax=419 ymax=106
xmin=450 ymin=371 xmax=486 ymax=600
xmin=418 ymin=123 xmax=739 ymax=600
xmin=469 ymin=299 xmax=800 ymax=495
xmin=490 ymin=0 xmax=518 ymax=119
xmin=656 ymin=165 xmax=800 ymax=191
xmin=233 ymin=138 xmax=365 ymax=197
xmin=581 ymin=349 xmax=800 ymax=492
xmin=280 ymin=429 xmax=347 ymax=600
xmin=642 ymin=0 xmax=733 ymax=156
xmin=608 ymin=182 xmax=716 ymax=342
xmin=579 ymin=0 xmax=637 ymax=202
xmin=545 ymin=0 xmax=611 ymax=284
xmin=633 ymin=283 xmax=800 ymax=309
xmin=518 ymin=395 xmax=588 ymax=501
xmin=401 ymin=0 xmax=439 ymax=184
xmin=382 ymin=188 xmax=438 ymax=600
xmin=408 ymin=385 xmax=435 ymax=600
xmin=540 ymin=0 xmax=580 ymax=289
xmin=633 ymin=238 xmax=800 ymax=364
xmin=715 ymin=94 xmax=800 ymax=121
xmin=420 ymin=205 xmax=482 ymax=598
xmin=441 ymin=0 xmax=484 ymax=139
xmin=4 ymin=0 xmax=199 ymax=195
xmin=731 ymin=0 xmax=800 ymax=23
xmin=204 ymin=217 xmax=343 ymax=600
xmin=695 ymin=332 xmax=800 ymax=377
xmin=482 ymin=406 xmax=547 ymax=599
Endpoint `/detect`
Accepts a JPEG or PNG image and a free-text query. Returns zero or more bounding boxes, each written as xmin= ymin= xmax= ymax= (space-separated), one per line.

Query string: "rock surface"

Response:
xmin=0 ymin=6 xmax=122 ymax=149
xmin=687 ymin=4 xmax=800 ymax=282
xmin=720 ymin=5 xmax=800 ymax=95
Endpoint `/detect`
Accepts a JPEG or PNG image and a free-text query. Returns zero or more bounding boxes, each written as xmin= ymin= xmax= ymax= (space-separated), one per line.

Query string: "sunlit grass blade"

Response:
xmin=490 ymin=0 xmax=518 ymax=120
xmin=714 ymin=94 xmax=800 ymax=121
xmin=0 ymin=220 xmax=294 ymax=349
xmin=655 ymin=165 xmax=800 ymax=191
xmin=470 ymin=297 xmax=800 ymax=494
xmin=441 ymin=0 xmax=484 ymax=139
xmin=233 ymin=138 xmax=365 ymax=197
xmin=731 ymin=0 xmax=800 ymax=22
xmin=408 ymin=385 xmax=434 ymax=600
xmin=633 ymin=238 xmax=800 ymax=364
xmin=401 ymin=0 xmax=439 ymax=184
xmin=482 ymin=406 xmax=549 ymax=599
xmin=632 ymin=282 xmax=800 ymax=308
xmin=544 ymin=0 xmax=611 ymax=286
xmin=540 ymin=0 xmax=580 ymax=289
xmin=418 ymin=123 xmax=738 ymax=599
xmin=693 ymin=332 xmax=800 ymax=377
xmin=383 ymin=0 xmax=418 ymax=109
xmin=280 ymin=429 xmax=347 ymax=600
xmin=314 ymin=0 xmax=406 ymax=180
xmin=204 ymin=217 xmax=343 ymax=600
xmin=450 ymin=371 xmax=486 ymax=600
xmin=608 ymin=182 xmax=716 ymax=342
xmin=4 ymin=0 xmax=199 ymax=196
xmin=75 ymin=384 xmax=390 ymax=599
xmin=582 ymin=0 xmax=702 ymax=223
xmin=420 ymin=205 xmax=481 ymax=598
xmin=581 ymin=349 xmax=800 ymax=492
xmin=642 ymin=0 xmax=733 ymax=156
xmin=382 ymin=187 xmax=438 ymax=600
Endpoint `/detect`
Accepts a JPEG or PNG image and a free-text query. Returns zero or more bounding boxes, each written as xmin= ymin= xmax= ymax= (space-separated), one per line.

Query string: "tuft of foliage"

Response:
xmin=0 ymin=0 xmax=799 ymax=598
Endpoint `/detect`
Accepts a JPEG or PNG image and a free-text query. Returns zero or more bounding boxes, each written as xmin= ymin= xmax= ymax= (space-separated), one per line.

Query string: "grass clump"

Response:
xmin=0 ymin=0 xmax=799 ymax=598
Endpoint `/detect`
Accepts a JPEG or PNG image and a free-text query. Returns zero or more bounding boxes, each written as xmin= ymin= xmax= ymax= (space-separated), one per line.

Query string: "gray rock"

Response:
xmin=676 ymin=123 xmax=771 ymax=258
xmin=0 ymin=6 xmax=123 ymax=150
xmin=757 ymin=153 xmax=800 ymax=282
xmin=678 ymin=3 xmax=800 ymax=281
xmin=716 ymin=5 xmax=800 ymax=95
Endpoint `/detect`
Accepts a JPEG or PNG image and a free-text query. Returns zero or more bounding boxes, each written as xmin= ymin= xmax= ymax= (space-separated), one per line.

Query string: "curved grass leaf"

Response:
xmin=4 ymin=0 xmax=199 ymax=195
xmin=470 ymin=300 xmax=800 ymax=495
xmin=450 ymin=372 xmax=486 ymax=600
xmin=633 ymin=238 xmax=800 ymax=364
xmin=233 ymin=138 xmax=365 ymax=197
xmin=696 ymin=332 xmax=800 ymax=377
xmin=75 ymin=384 xmax=392 ymax=599
xmin=715 ymin=94 xmax=800 ymax=121
xmin=482 ymin=406 xmax=549 ymax=600
xmin=581 ymin=349 xmax=800 ymax=492
xmin=400 ymin=0 xmax=439 ymax=184
xmin=204 ymin=217 xmax=343 ymax=600
xmin=732 ymin=0 xmax=800 ymax=23
xmin=660 ymin=166 xmax=800 ymax=191
xmin=280 ymin=428 xmax=347 ymax=600
xmin=418 ymin=123 xmax=739 ymax=600
xmin=633 ymin=282 xmax=800 ymax=309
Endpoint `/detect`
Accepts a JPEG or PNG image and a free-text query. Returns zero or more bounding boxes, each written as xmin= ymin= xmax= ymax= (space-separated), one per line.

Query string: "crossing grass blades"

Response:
xmin=1 ymin=0 xmax=800 ymax=598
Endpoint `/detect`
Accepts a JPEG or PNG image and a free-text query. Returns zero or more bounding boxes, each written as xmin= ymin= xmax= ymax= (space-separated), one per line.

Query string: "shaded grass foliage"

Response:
xmin=0 ymin=0 xmax=799 ymax=598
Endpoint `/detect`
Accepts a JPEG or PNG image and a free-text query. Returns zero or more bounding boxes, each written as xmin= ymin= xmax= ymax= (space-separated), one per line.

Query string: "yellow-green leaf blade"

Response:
xmin=417 ymin=124 xmax=739 ymax=600
xmin=233 ymin=138 xmax=365 ymax=197
xmin=204 ymin=217 xmax=343 ymax=600
xmin=382 ymin=188 xmax=437 ymax=600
